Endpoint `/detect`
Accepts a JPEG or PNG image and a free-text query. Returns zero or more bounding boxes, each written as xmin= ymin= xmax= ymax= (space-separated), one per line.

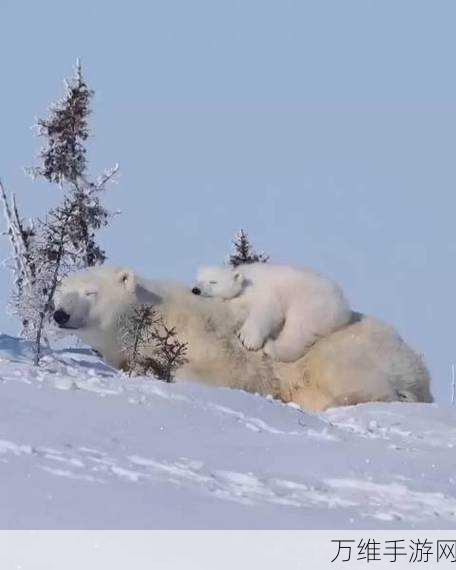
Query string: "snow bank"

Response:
xmin=0 ymin=334 xmax=454 ymax=529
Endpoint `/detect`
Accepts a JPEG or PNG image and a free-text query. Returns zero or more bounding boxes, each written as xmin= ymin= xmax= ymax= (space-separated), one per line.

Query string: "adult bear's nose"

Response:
xmin=53 ymin=309 xmax=70 ymax=325
xmin=192 ymin=287 xmax=201 ymax=296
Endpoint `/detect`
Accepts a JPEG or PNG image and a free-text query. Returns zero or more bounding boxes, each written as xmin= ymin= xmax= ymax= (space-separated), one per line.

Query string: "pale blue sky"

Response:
xmin=1 ymin=0 xmax=455 ymax=400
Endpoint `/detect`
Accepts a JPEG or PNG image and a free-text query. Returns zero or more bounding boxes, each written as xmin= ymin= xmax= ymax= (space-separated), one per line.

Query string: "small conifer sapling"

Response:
xmin=228 ymin=229 xmax=269 ymax=267
xmin=121 ymin=305 xmax=188 ymax=383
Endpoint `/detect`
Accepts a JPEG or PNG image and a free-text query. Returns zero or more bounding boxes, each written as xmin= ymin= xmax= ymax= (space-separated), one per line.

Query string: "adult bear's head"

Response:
xmin=53 ymin=266 xmax=162 ymax=332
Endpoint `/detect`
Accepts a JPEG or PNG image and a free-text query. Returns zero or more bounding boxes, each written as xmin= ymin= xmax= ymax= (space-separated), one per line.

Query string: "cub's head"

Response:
xmin=53 ymin=267 xmax=161 ymax=332
xmin=192 ymin=266 xmax=244 ymax=300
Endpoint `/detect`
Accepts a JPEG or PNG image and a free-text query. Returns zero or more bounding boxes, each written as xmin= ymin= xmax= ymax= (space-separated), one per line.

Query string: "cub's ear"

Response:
xmin=233 ymin=272 xmax=242 ymax=281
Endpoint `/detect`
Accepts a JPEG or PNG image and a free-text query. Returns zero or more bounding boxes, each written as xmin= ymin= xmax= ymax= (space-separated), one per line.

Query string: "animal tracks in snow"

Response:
xmin=1 ymin=432 xmax=454 ymax=527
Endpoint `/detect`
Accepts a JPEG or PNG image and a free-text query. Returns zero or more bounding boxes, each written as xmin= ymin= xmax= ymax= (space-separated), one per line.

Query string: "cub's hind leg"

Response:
xmin=263 ymin=316 xmax=317 ymax=362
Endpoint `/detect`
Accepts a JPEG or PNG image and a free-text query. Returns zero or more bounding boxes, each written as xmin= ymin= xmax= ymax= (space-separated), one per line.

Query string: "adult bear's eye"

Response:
xmin=209 ymin=281 xmax=218 ymax=285
xmin=85 ymin=290 xmax=98 ymax=297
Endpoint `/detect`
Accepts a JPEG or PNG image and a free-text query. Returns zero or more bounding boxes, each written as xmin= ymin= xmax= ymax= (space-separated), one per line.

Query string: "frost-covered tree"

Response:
xmin=228 ymin=229 xmax=269 ymax=267
xmin=2 ymin=61 xmax=118 ymax=363
xmin=31 ymin=60 xmax=92 ymax=185
xmin=28 ymin=60 xmax=117 ymax=268
xmin=1 ymin=181 xmax=36 ymax=337
xmin=121 ymin=305 xmax=188 ymax=382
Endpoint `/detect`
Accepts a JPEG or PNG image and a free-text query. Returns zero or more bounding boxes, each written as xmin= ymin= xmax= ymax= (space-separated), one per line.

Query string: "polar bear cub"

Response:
xmin=193 ymin=263 xmax=352 ymax=362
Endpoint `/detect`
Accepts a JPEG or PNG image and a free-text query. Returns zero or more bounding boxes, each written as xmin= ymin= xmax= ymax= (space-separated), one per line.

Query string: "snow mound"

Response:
xmin=0 ymin=333 xmax=454 ymax=529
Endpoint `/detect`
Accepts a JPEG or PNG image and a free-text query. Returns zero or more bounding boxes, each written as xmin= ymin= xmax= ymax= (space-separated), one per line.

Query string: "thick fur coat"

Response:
xmin=53 ymin=267 xmax=433 ymax=411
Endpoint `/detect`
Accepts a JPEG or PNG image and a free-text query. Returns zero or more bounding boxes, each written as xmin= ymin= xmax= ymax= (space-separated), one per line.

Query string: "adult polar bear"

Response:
xmin=53 ymin=266 xmax=433 ymax=411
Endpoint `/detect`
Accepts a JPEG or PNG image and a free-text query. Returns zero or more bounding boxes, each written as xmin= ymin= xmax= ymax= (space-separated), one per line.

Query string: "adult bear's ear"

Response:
xmin=118 ymin=269 xmax=136 ymax=292
xmin=233 ymin=272 xmax=241 ymax=281
xmin=118 ymin=269 xmax=162 ymax=305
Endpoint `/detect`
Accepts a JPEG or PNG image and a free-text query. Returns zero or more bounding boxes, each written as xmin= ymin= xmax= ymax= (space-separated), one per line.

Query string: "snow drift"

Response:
xmin=0 ymin=334 xmax=454 ymax=529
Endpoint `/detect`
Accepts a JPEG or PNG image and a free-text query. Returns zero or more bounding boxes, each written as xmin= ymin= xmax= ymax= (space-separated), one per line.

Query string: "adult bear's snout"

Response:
xmin=53 ymin=309 xmax=70 ymax=326
xmin=192 ymin=287 xmax=201 ymax=296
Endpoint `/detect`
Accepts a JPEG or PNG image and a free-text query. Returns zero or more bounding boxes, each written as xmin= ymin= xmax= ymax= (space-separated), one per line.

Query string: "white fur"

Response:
xmin=53 ymin=266 xmax=433 ymax=412
xmin=194 ymin=264 xmax=352 ymax=362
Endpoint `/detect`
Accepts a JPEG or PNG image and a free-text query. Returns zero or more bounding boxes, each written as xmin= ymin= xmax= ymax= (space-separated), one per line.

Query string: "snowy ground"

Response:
xmin=0 ymin=333 xmax=455 ymax=529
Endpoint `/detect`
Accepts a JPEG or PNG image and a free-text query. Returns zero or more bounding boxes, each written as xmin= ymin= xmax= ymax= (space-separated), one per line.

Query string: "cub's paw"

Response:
xmin=263 ymin=339 xmax=307 ymax=363
xmin=238 ymin=324 xmax=265 ymax=351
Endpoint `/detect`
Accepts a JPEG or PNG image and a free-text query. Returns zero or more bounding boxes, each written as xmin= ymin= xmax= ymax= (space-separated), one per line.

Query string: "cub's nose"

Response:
xmin=53 ymin=309 xmax=70 ymax=325
xmin=191 ymin=287 xmax=201 ymax=296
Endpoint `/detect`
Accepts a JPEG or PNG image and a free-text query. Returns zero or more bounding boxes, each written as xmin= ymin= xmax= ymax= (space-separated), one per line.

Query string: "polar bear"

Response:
xmin=192 ymin=264 xmax=352 ymax=362
xmin=52 ymin=266 xmax=433 ymax=412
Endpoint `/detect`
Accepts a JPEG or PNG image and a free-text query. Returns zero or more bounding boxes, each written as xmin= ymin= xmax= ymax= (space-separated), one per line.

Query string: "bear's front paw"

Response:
xmin=238 ymin=324 xmax=265 ymax=351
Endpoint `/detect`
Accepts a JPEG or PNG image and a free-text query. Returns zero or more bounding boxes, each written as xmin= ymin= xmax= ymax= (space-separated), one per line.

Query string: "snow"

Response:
xmin=0 ymin=333 xmax=454 ymax=529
